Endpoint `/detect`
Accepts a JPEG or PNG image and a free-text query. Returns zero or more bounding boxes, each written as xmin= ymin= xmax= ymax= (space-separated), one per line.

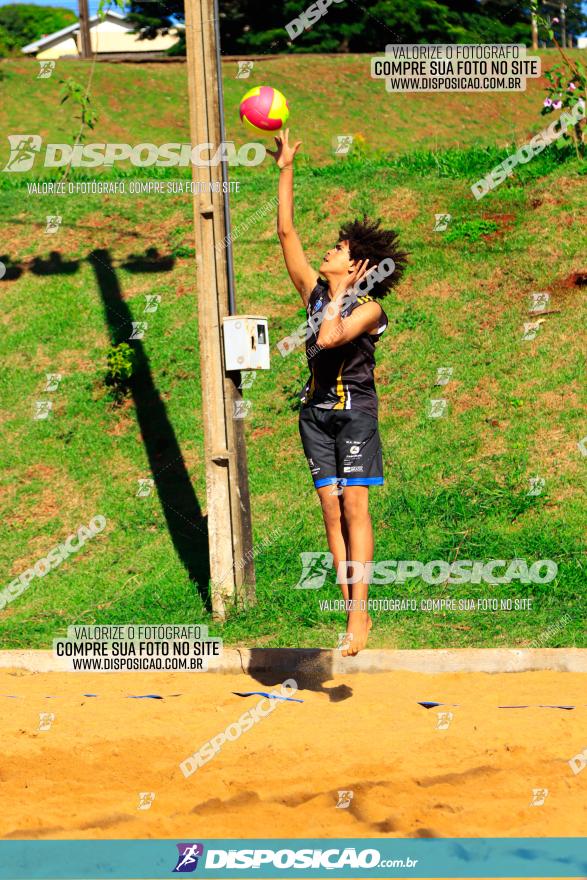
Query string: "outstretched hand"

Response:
xmin=333 ymin=259 xmax=377 ymax=299
xmin=267 ymin=128 xmax=302 ymax=169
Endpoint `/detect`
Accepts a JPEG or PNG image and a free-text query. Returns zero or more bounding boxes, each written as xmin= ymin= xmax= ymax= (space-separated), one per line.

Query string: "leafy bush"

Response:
xmin=0 ymin=23 xmax=16 ymax=56
xmin=106 ymin=342 xmax=136 ymax=399
xmin=60 ymin=77 xmax=98 ymax=132
xmin=394 ymin=305 xmax=432 ymax=331
xmin=532 ymin=0 xmax=586 ymax=157
xmin=0 ymin=4 xmax=76 ymax=48
xmin=541 ymin=64 xmax=586 ymax=156
xmin=445 ymin=220 xmax=499 ymax=243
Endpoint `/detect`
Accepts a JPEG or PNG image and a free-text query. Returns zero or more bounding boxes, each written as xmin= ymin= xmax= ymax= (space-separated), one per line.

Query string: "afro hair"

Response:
xmin=338 ymin=215 xmax=408 ymax=299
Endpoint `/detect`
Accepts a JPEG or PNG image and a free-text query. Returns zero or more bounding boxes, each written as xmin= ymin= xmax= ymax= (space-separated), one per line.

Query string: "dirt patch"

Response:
xmin=105 ymin=421 xmax=132 ymax=439
xmin=481 ymin=212 xmax=516 ymax=241
xmin=537 ymin=387 xmax=581 ymax=414
xmin=321 ymin=188 xmax=355 ymax=220
xmin=381 ymin=187 xmax=420 ymax=225
xmin=451 ymin=378 xmax=499 ymax=415
xmin=4 ymin=342 xmax=101 ymax=374
xmin=22 ymin=464 xmax=59 ymax=483
xmin=528 ymin=426 xmax=584 ymax=478
xmin=543 ymin=270 xmax=587 ymax=308
xmin=249 ymin=426 xmax=276 ymax=440
xmin=7 ymin=465 xmax=88 ymax=542
xmin=477 ymin=427 xmax=508 ymax=460
xmin=256 ymin=253 xmax=286 ymax=275
xmin=105 ymin=399 xmax=134 ymax=438
xmin=560 ymin=270 xmax=587 ymax=288
xmin=181 ymin=445 xmax=202 ymax=473
xmin=528 ymin=175 xmax=581 ymax=208
xmin=420 ymin=278 xmax=454 ymax=302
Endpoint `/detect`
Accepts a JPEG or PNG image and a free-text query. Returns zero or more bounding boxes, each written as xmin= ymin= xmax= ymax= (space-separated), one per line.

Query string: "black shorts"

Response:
xmin=299 ymin=407 xmax=384 ymax=488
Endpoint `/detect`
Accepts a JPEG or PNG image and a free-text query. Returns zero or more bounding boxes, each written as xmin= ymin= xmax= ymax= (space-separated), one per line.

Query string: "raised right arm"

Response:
xmin=269 ymin=130 xmax=318 ymax=306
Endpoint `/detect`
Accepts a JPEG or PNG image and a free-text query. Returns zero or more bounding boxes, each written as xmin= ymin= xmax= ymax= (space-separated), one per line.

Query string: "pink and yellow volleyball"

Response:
xmin=239 ymin=86 xmax=290 ymax=136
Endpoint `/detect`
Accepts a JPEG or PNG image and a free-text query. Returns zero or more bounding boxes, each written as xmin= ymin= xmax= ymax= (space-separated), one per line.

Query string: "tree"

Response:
xmin=0 ymin=23 xmax=16 ymax=56
xmin=0 ymin=4 xmax=77 ymax=49
xmin=126 ymin=0 xmax=569 ymax=53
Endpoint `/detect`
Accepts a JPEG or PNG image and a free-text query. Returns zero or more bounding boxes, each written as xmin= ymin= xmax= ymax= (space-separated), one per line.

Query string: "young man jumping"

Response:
xmin=269 ymin=130 xmax=407 ymax=656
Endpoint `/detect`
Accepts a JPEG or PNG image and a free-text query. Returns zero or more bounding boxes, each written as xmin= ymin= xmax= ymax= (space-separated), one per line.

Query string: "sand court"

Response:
xmin=1 ymin=667 xmax=585 ymax=841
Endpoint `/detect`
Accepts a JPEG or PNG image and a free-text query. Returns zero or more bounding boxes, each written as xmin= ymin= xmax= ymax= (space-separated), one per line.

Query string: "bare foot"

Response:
xmin=341 ymin=611 xmax=372 ymax=656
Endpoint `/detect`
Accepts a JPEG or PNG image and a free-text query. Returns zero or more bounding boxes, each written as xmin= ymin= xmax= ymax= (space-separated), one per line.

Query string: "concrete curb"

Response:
xmin=0 ymin=648 xmax=585 ymax=674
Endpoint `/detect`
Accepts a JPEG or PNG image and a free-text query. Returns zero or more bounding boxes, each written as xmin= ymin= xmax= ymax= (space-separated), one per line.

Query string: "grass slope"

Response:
xmin=0 ymin=52 xmax=585 ymax=649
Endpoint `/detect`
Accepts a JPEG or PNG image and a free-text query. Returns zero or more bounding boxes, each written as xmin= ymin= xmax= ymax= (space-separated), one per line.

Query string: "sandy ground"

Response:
xmin=1 ymin=668 xmax=585 ymax=841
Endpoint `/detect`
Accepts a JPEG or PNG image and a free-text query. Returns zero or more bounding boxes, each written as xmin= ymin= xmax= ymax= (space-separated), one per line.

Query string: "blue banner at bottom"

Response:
xmin=0 ymin=838 xmax=585 ymax=879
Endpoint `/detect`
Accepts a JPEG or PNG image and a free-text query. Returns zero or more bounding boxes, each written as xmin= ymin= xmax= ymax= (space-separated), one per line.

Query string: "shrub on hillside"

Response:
xmin=0 ymin=4 xmax=76 ymax=49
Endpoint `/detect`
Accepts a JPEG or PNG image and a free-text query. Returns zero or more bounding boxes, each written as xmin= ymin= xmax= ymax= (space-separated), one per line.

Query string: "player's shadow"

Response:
xmin=246 ymin=648 xmax=353 ymax=702
xmin=89 ymin=248 xmax=211 ymax=607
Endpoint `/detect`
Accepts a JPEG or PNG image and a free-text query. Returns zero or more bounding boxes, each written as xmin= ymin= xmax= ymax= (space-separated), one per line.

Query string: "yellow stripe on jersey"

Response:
xmin=333 ymin=360 xmax=346 ymax=410
xmin=307 ymin=367 xmax=315 ymax=401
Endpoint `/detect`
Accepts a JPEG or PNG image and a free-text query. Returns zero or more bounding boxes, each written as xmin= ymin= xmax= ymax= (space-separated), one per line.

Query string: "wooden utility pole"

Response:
xmin=183 ymin=0 xmax=256 ymax=619
xmin=531 ymin=12 xmax=538 ymax=50
xmin=78 ymin=0 xmax=92 ymax=58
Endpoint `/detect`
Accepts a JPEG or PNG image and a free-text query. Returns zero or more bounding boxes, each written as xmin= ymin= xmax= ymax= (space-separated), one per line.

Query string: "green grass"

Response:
xmin=0 ymin=53 xmax=585 ymax=649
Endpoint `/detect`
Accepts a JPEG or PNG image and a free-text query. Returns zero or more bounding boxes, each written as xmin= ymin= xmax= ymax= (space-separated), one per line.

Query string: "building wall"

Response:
xmin=37 ymin=35 xmax=78 ymax=60
xmin=36 ymin=23 xmax=179 ymax=59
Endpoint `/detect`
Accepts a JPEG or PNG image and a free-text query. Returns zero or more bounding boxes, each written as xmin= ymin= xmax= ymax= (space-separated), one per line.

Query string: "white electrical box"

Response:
xmin=222 ymin=315 xmax=270 ymax=371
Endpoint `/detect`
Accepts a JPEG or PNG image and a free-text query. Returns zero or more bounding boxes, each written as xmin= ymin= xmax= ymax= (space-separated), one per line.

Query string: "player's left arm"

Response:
xmin=317 ymin=298 xmax=382 ymax=349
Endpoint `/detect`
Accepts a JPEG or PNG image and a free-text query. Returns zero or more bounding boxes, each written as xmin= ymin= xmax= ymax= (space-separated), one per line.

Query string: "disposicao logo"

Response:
xmin=3 ymin=136 xmax=266 ymax=171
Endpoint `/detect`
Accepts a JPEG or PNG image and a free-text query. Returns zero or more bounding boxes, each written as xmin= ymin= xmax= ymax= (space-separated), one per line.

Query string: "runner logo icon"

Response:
xmin=173 ymin=843 xmax=204 ymax=873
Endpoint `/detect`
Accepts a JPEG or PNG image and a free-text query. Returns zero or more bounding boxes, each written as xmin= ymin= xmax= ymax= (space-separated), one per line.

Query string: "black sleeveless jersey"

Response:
xmin=300 ymin=279 xmax=388 ymax=419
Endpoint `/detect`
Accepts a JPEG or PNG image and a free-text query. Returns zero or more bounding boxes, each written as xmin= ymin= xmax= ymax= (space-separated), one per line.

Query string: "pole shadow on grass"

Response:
xmin=246 ymin=648 xmax=353 ymax=702
xmin=88 ymin=248 xmax=211 ymax=609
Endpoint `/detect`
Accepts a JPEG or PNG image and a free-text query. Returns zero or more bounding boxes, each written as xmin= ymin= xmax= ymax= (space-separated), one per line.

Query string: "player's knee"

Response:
xmin=317 ymin=488 xmax=341 ymax=519
xmin=320 ymin=496 xmax=342 ymax=527
xmin=341 ymin=491 xmax=368 ymax=522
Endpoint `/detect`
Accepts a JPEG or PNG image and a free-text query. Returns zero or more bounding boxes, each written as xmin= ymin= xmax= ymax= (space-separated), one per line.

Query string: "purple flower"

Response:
xmin=543 ymin=97 xmax=552 ymax=107
xmin=568 ymin=82 xmax=576 ymax=91
xmin=553 ymin=100 xmax=563 ymax=109
xmin=552 ymin=16 xmax=559 ymax=23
